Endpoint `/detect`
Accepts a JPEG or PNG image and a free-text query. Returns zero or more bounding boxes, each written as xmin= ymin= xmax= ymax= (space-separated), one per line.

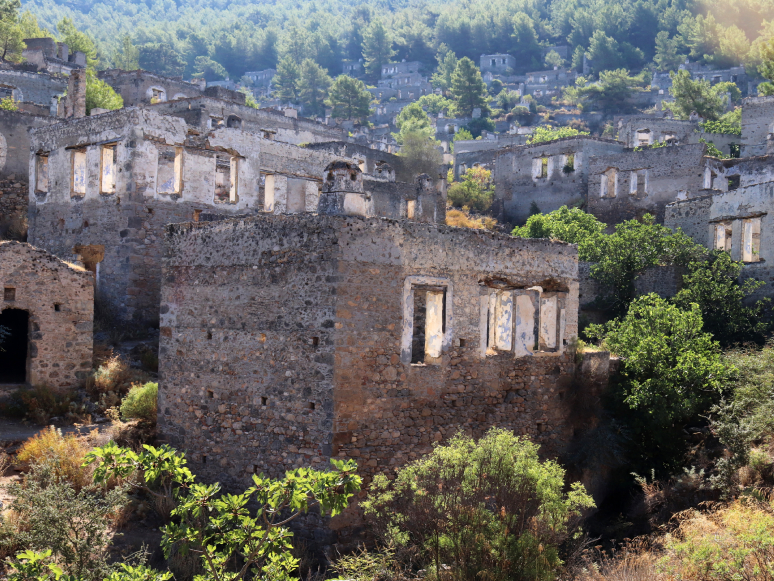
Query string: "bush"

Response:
xmin=512 ymin=205 xmax=606 ymax=245
xmin=447 ymin=167 xmax=494 ymax=213
xmin=363 ymin=428 xmax=594 ymax=581
xmin=16 ymin=427 xmax=92 ymax=491
xmin=0 ymin=385 xmax=78 ymax=424
xmin=120 ymin=382 xmax=158 ymax=422
xmin=4 ymin=462 xmax=127 ymax=581
xmin=445 ymin=208 xmax=497 ymax=230
xmin=87 ymin=354 xmax=132 ymax=396
xmin=659 ymin=498 xmax=774 ymax=580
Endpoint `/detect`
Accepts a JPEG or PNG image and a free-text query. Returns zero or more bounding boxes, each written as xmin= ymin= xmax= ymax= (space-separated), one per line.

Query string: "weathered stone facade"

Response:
xmin=616 ymin=115 xmax=739 ymax=156
xmin=587 ymin=143 xmax=706 ymax=225
xmin=28 ymin=108 xmax=262 ymax=324
xmin=158 ymin=214 xmax=580 ymax=491
xmin=98 ymin=69 xmax=204 ymax=106
xmin=494 ymin=137 xmax=625 ymax=224
xmin=0 ymin=241 xmax=93 ymax=387
xmin=741 ymin=96 xmax=774 ymax=157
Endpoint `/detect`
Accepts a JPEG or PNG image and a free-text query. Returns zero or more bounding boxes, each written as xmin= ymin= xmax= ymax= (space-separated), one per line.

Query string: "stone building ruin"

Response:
xmin=0 ymin=241 xmax=93 ymax=388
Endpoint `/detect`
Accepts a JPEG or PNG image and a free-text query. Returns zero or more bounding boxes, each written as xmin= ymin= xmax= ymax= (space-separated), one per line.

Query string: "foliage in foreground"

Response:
xmin=16 ymin=426 xmax=92 ymax=491
xmin=85 ymin=442 xmax=361 ymax=581
xmin=364 ymin=428 xmax=595 ymax=581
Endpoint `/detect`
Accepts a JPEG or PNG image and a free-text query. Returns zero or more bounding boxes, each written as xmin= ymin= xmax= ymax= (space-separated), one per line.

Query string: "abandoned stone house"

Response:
xmin=157 ymin=160 xmax=581 ymax=492
xmin=493 ymin=136 xmax=625 ymax=223
xmin=586 ymin=143 xmax=707 ymax=225
xmin=616 ymin=115 xmax=739 ymax=157
xmin=0 ymin=241 xmax=93 ymax=388
xmin=97 ymin=70 xmax=205 ymax=107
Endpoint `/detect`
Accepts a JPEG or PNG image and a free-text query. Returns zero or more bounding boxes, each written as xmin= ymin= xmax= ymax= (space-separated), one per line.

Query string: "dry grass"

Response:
xmin=16 ymin=426 xmax=93 ymax=490
xmin=445 ymin=207 xmax=498 ymax=230
xmin=574 ymin=539 xmax=661 ymax=581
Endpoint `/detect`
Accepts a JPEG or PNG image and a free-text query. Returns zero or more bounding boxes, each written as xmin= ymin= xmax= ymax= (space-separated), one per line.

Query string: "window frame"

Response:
xmin=400 ymin=276 xmax=453 ymax=365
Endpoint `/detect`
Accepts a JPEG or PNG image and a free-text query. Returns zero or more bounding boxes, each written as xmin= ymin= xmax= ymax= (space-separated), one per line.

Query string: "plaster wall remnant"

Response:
xmin=0 ymin=241 xmax=93 ymax=388
xmin=493 ymin=136 xmax=625 ymax=223
xmin=27 ymin=108 xmax=262 ymax=325
xmin=98 ymin=70 xmax=204 ymax=106
xmin=741 ymin=96 xmax=774 ymax=157
xmin=587 ymin=143 xmax=706 ymax=225
xmin=616 ymin=115 xmax=739 ymax=157
xmin=157 ymin=213 xmax=580 ymax=498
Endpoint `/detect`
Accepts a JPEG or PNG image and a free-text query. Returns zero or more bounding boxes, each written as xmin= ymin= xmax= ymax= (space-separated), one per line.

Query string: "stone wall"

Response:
xmin=664 ymin=194 xmax=714 ymax=244
xmin=98 ymin=69 xmax=204 ymax=107
xmin=0 ymin=241 xmax=93 ymax=387
xmin=302 ymin=142 xmax=401 ymax=176
xmin=158 ymin=214 xmax=580 ymax=494
xmin=0 ymin=69 xmax=67 ymax=110
xmin=741 ymin=96 xmax=774 ymax=157
xmin=28 ymin=108 xmax=261 ymax=325
xmin=494 ymin=137 xmax=625 ymax=224
xmin=586 ymin=143 xmax=706 ymax=225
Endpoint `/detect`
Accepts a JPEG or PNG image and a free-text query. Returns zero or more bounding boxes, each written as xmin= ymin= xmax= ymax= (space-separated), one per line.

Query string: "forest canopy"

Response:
xmin=18 ymin=0 xmax=774 ymax=83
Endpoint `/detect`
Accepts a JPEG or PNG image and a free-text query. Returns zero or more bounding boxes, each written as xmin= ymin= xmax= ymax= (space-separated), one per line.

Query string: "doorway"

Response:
xmin=0 ymin=308 xmax=28 ymax=383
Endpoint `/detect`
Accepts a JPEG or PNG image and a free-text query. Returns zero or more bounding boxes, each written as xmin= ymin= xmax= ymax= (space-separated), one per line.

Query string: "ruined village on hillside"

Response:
xmin=3 ymin=10 xmax=774 ymax=579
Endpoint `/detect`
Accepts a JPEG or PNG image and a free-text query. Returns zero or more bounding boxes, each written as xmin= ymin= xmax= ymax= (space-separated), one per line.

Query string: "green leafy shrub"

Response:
xmin=86 ymin=443 xmax=361 ymax=581
xmin=512 ymin=205 xmax=606 ymax=246
xmin=363 ymin=428 xmax=594 ymax=581
xmin=447 ymin=166 xmax=494 ymax=212
xmin=120 ymin=382 xmax=158 ymax=422
xmin=527 ymin=124 xmax=589 ymax=145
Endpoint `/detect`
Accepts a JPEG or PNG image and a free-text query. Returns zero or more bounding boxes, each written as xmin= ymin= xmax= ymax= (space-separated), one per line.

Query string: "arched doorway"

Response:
xmin=0 ymin=308 xmax=29 ymax=383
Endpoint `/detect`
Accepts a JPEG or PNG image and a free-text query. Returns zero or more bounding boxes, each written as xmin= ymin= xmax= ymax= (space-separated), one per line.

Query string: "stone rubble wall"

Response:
xmin=0 ymin=241 xmax=93 ymax=387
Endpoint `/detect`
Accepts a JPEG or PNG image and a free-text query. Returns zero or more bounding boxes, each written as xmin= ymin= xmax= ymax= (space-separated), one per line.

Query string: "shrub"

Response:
xmin=0 ymin=385 xmax=77 ymax=424
xmin=445 ymin=208 xmax=497 ymax=230
xmin=87 ymin=354 xmax=132 ymax=396
xmin=86 ymin=443 xmax=361 ymax=581
xmin=363 ymin=428 xmax=595 ymax=581
xmin=659 ymin=498 xmax=774 ymax=581
xmin=16 ymin=427 xmax=92 ymax=490
xmin=447 ymin=166 xmax=494 ymax=213
xmin=4 ymin=461 xmax=128 ymax=581
xmin=120 ymin=382 xmax=158 ymax=422
xmin=512 ymin=205 xmax=605 ymax=246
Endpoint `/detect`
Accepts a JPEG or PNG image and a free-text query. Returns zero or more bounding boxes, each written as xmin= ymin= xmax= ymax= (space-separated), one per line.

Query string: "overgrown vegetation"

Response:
xmin=446 ymin=166 xmax=494 ymax=213
xmin=119 ymin=382 xmax=157 ymax=423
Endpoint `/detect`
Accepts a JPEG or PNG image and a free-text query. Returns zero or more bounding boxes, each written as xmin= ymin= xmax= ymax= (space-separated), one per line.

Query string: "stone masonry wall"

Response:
xmin=0 ymin=241 xmax=93 ymax=387
xmin=664 ymin=195 xmax=713 ymax=244
xmin=158 ymin=214 xmax=580 ymax=493
xmin=741 ymin=96 xmax=774 ymax=157
xmin=28 ymin=109 xmax=261 ymax=325
xmin=587 ymin=143 xmax=706 ymax=225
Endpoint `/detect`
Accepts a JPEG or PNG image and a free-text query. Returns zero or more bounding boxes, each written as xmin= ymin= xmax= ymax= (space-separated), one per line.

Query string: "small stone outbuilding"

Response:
xmin=0 ymin=241 xmax=93 ymax=387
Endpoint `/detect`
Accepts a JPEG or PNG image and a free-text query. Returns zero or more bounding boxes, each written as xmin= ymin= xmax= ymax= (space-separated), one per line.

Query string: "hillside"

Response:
xmin=19 ymin=0 xmax=774 ymax=82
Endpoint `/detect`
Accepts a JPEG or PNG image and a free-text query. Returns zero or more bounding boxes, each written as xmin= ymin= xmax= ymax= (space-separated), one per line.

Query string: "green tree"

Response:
xmin=527 ymin=124 xmax=589 ymax=145
xmin=665 ymin=69 xmax=739 ymax=120
xmin=653 ymin=31 xmax=685 ymax=71
xmin=447 ymin=166 xmax=494 ymax=212
xmin=138 ymin=43 xmax=185 ymax=77
xmin=673 ymin=251 xmax=771 ymax=346
xmin=113 ymin=34 xmax=139 ymax=70
xmin=364 ymin=429 xmax=594 ymax=581
xmin=85 ymin=69 xmax=123 ymax=114
xmin=298 ymin=58 xmax=332 ymax=117
xmin=416 ymin=93 xmax=452 ymax=116
xmin=394 ymin=101 xmax=433 ymax=143
xmin=450 ymin=57 xmax=488 ymax=118
xmin=57 ymin=17 xmax=98 ymax=68
xmin=700 ymin=107 xmax=742 ymax=135
xmin=579 ymin=69 xmax=644 ymax=113
xmin=272 ymin=55 xmax=300 ymax=104
xmin=86 ymin=442 xmax=361 ymax=581
xmin=430 ymin=44 xmax=457 ymax=95
xmin=588 ymin=294 xmax=728 ymax=424
xmin=544 ymin=49 xmax=565 ymax=69
xmin=361 ymin=18 xmax=394 ymax=79
xmin=512 ymin=205 xmax=606 ymax=245
xmin=0 ymin=95 xmax=17 ymax=110
xmin=588 ymin=215 xmax=704 ymax=315
xmin=0 ymin=17 xmax=23 ymax=63
xmin=758 ymin=36 xmax=774 ymax=96
xmin=397 ymin=130 xmax=442 ymax=181
xmin=510 ymin=12 xmax=541 ymax=73
xmin=325 ymin=75 xmax=372 ymax=122
xmin=193 ymin=55 xmax=228 ymax=82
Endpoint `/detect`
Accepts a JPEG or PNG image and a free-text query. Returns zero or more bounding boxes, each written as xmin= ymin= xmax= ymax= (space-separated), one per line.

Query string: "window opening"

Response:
xmin=158 ymin=146 xmax=182 ymax=195
xmin=311 ymin=337 xmax=319 ymax=347
xmin=714 ymin=221 xmax=733 ymax=252
xmin=100 ymin=145 xmax=117 ymax=194
xmin=263 ymin=174 xmax=275 ymax=212
xmin=411 ymin=287 xmax=446 ymax=364
xmin=540 ymin=157 xmax=548 ymax=178
xmin=728 ymin=175 xmax=740 ymax=190
xmin=35 ymin=153 xmax=48 ymax=194
xmin=630 ymin=169 xmax=648 ymax=195
xmin=563 ymin=154 xmax=575 ymax=173
xmin=54 ymin=303 xmax=61 ymax=312
xmin=193 ymin=209 xmax=202 ymax=222
xmin=4 ymin=287 xmax=15 ymax=301
xmin=207 ymin=390 xmax=214 ymax=399
xmin=601 ymin=168 xmax=617 ymax=197
xmin=72 ymin=148 xmax=87 ymax=197
xmin=261 ymin=396 xmax=268 ymax=406
xmin=742 ymin=217 xmax=762 ymax=263
xmin=0 ymin=308 xmax=28 ymax=383
xmin=538 ymin=293 xmax=566 ymax=353
xmin=407 ymin=200 xmax=416 ymax=220
xmin=214 ymin=155 xmax=234 ymax=203
xmin=486 ymin=290 xmax=513 ymax=355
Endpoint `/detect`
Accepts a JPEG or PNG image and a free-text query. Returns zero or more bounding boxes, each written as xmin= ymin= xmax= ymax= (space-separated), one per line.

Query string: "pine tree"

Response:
xmin=325 ymin=75 xmax=372 ymax=122
xmin=450 ymin=57 xmax=488 ymax=118
xmin=298 ymin=58 xmax=332 ymax=117
xmin=361 ymin=19 xmax=394 ymax=79
xmin=272 ymin=55 xmax=300 ymax=104
xmin=430 ymin=44 xmax=457 ymax=95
